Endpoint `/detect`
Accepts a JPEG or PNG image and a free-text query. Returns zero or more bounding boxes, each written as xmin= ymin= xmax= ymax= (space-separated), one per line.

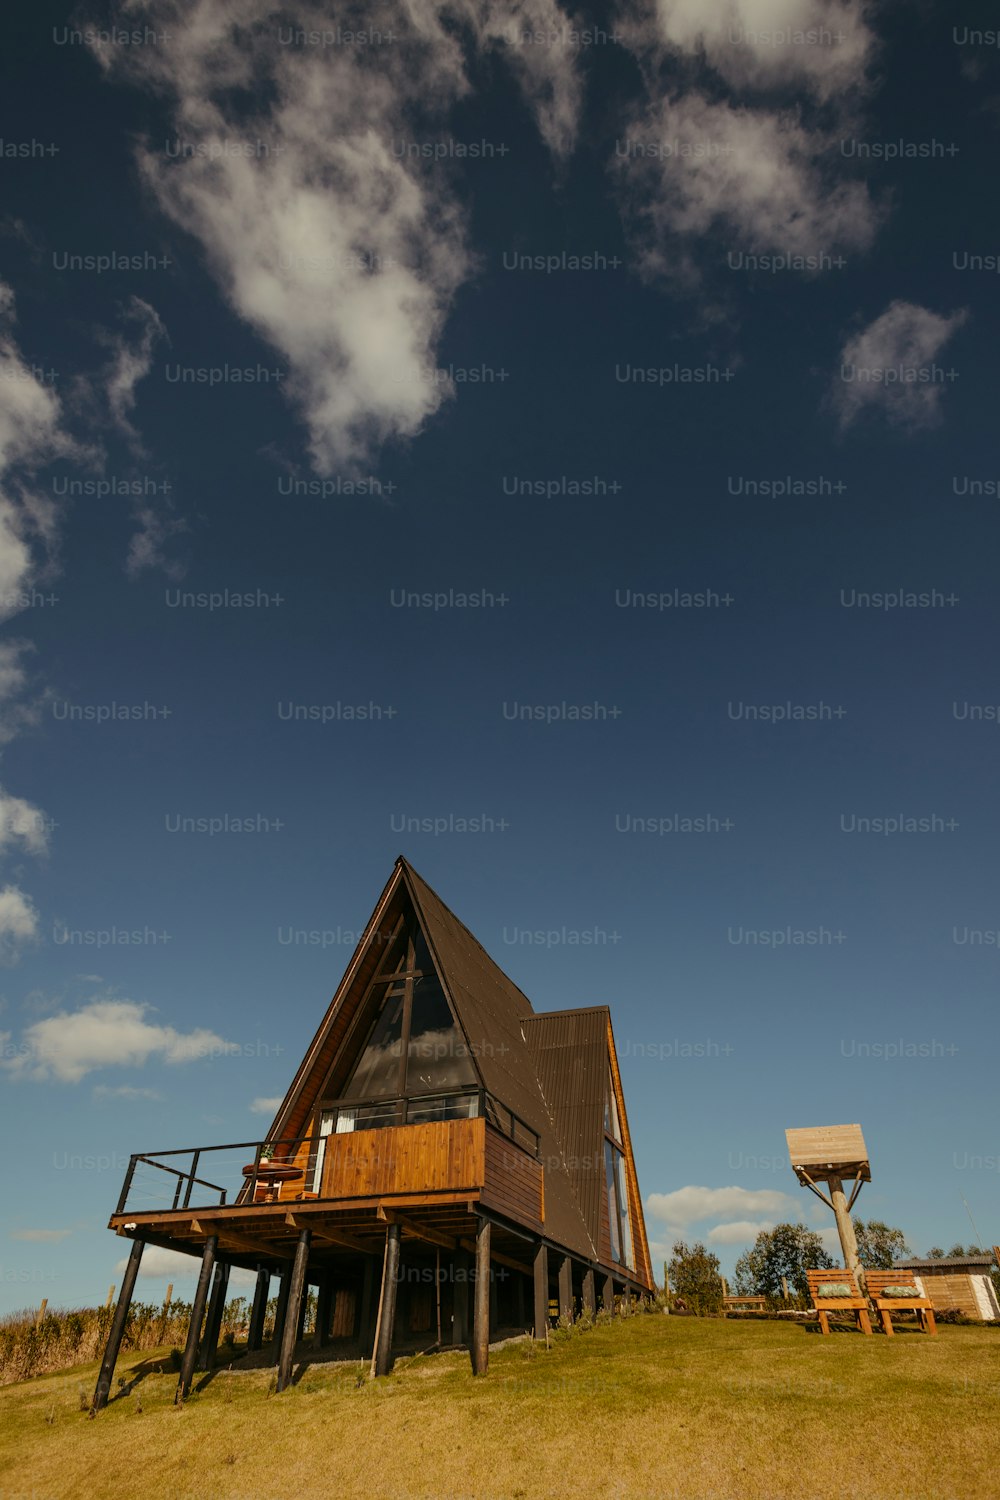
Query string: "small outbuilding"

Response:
xmin=892 ymin=1256 xmax=1000 ymax=1321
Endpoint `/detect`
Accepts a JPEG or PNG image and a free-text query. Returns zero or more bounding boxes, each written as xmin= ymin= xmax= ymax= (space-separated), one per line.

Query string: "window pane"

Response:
xmin=405 ymin=975 xmax=477 ymax=1094
xmin=607 ymin=1070 xmax=621 ymax=1142
xmin=406 ymin=1091 xmax=479 ymax=1124
xmin=615 ymin=1150 xmax=634 ymax=1270
xmin=342 ymin=989 xmax=405 ymax=1098
xmin=605 ymin=1140 xmax=621 ymax=1263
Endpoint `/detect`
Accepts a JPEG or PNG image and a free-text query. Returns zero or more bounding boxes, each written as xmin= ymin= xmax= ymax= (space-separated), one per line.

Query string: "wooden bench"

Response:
xmin=724 ymin=1295 xmax=767 ymax=1313
xmin=806 ymin=1269 xmax=872 ymax=1335
xmin=865 ymin=1270 xmax=936 ymax=1336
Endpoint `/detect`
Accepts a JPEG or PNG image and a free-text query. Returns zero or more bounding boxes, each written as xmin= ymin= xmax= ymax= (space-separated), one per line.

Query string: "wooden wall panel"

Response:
xmin=320 ymin=1117 xmax=485 ymax=1200
xmin=481 ymin=1128 xmax=543 ymax=1232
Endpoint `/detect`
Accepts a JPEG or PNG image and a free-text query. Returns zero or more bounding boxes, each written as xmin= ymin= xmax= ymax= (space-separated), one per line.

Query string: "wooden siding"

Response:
xmin=481 ymin=1129 xmax=543 ymax=1232
xmin=916 ymin=1271 xmax=994 ymax=1320
xmin=786 ymin=1124 xmax=869 ymax=1174
xmin=319 ymin=1117 xmax=485 ymax=1200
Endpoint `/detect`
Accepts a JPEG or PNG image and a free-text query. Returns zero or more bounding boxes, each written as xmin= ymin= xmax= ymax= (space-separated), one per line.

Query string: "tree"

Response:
xmin=667 ymin=1241 xmax=724 ymax=1315
xmin=733 ymin=1224 xmax=834 ymax=1299
xmin=927 ymin=1247 xmax=945 ymax=1259
xmin=852 ymin=1219 xmax=911 ymax=1269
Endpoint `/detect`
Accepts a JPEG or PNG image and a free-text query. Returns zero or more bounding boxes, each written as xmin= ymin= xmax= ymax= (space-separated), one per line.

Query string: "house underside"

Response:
xmin=94 ymin=857 xmax=654 ymax=1408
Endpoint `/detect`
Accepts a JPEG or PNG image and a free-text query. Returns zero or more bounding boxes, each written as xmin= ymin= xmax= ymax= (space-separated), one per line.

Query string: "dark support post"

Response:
xmin=452 ymin=1248 xmax=470 ymax=1346
xmin=373 ymin=1223 xmax=401 ymax=1377
xmin=247 ymin=1267 xmax=270 ymax=1352
xmin=602 ymin=1273 xmax=614 ymax=1311
xmin=271 ymin=1267 xmax=292 ymax=1355
xmin=176 ymin=1234 xmax=217 ymax=1403
xmin=276 ymin=1228 xmax=311 ymax=1393
xmin=472 ymin=1216 xmax=491 ymax=1375
xmin=558 ymin=1255 xmax=573 ymax=1322
xmin=358 ymin=1255 xmax=376 ymax=1357
xmin=533 ymin=1242 xmax=548 ymax=1338
xmin=582 ymin=1268 xmax=596 ymax=1317
xmin=91 ymin=1239 xmax=145 ymax=1412
xmin=198 ymin=1260 xmax=230 ymax=1370
xmin=315 ymin=1275 xmax=333 ymax=1349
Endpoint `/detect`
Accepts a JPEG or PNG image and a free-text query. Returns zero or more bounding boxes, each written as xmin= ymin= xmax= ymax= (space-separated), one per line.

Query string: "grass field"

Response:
xmin=0 ymin=1313 xmax=995 ymax=1500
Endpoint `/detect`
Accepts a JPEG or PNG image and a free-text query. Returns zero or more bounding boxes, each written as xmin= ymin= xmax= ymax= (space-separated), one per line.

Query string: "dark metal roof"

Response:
xmin=523 ymin=1009 xmax=609 ymax=1252
xmin=402 ymin=860 xmax=598 ymax=1263
xmin=896 ymin=1256 xmax=995 ymax=1269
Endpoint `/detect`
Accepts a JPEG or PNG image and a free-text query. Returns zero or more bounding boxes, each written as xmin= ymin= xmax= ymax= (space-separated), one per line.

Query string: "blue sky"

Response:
xmin=1 ymin=0 xmax=998 ymax=1310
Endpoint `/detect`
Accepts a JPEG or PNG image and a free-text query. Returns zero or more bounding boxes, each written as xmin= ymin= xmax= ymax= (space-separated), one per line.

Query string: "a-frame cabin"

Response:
xmin=93 ymin=858 xmax=653 ymax=1408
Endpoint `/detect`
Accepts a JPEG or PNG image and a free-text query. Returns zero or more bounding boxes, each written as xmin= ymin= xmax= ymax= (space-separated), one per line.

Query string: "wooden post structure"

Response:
xmin=602 ymin=1272 xmax=614 ymax=1311
xmin=314 ymin=1274 xmax=334 ymax=1349
xmin=247 ymin=1267 xmax=270 ymax=1352
xmin=34 ymin=1298 xmax=48 ymax=1327
xmin=453 ymin=1247 xmax=471 ymax=1346
xmin=198 ymin=1259 xmax=230 ymax=1370
xmin=358 ymin=1254 xmax=376 ymax=1357
xmin=786 ymin=1125 xmax=871 ymax=1298
xmin=276 ymin=1228 xmax=311 ymax=1393
xmin=532 ymin=1242 xmax=548 ymax=1339
xmin=557 ymin=1255 xmax=573 ymax=1322
xmin=582 ymin=1268 xmax=596 ymax=1317
xmin=105 ymin=1285 xmax=115 ymax=1308
xmin=271 ymin=1266 xmax=292 ymax=1353
xmin=91 ymin=1239 xmax=144 ymax=1412
xmin=175 ymin=1234 xmax=217 ymax=1403
xmin=781 ymin=1276 xmax=790 ymax=1302
xmin=472 ymin=1216 xmax=491 ymax=1375
xmin=372 ymin=1222 xmax=401 ymax=1377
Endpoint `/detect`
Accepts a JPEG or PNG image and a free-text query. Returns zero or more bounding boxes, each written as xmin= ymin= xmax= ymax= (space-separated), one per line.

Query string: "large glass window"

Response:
xmin=614 ymin=1149 xmax=634 ymax=1270
xmin=605 ymin=1140 xmax=621 ymax=1264
xmin=342 ymin=987 xmax=405 ymax=1099
xmin=406 ymin=975 xmax=477 ymax=1094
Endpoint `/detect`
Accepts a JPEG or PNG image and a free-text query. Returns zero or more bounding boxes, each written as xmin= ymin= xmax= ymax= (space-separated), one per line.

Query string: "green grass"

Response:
xmin=0 ymin=1314 xmax=996 ymax=1499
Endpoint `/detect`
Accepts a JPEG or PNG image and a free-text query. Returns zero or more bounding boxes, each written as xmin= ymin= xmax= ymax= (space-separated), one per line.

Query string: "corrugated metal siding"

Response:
xmin=522 ymin=1010 xmax=608 ymax=1251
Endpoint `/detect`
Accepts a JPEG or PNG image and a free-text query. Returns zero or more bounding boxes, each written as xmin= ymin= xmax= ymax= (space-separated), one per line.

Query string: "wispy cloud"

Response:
xmin=249 ymin=1095 xmax=283 ymax=1115
xmin=0 ymin=885 xmax=40 ymax=965
xmin=646 ymin=1184 xmax=801 ymax=1250
xmin=9 ymin=1227 xmax=73 ymax=1243
xmin=92 ymin=1083 xmax=165 ymax=1102
xmin=1 ymin=997 xmax=239 ymax=1083
xmin=831 ymin=300 xmax=968 ymax=431
xmin=92 ymin=0 xmax=582 ymax=473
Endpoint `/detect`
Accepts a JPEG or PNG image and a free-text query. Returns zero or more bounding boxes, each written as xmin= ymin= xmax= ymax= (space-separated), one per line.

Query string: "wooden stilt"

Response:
xmin=276 ymin=1228 xmax=311 ymax=1393
xmin=358 ymin=1254 xmax=376 ymax=1357
xmin=271 ymin=1266 xmax=292 ymax=1354
xmin=558 ymin=1255 xmax=573 ymax=1322
xmin=197 ymin=1260 xmax=230 ymax=1370
xmin=533 ymin=1242 xmax=549 ymax=1338
xmin=314 ymin=1275 xmax=333 ymax=1349
xmin=472 ymin=1216 xmax=491 ymax=1375
xmin=602 ymin=1273 xmax=614 ymax=1311
xmin=373 ymin=1223 xmax=401 ymax=1377
xmin=582 ymin=1268 xmax=596 ymax=1317
xmin=453 ymin=1248 xmax=470 ymax=1346
xmin=175 ymin=1235 xmax=217 ymax=1403
xmin=91 ymin=1239 xmax=145 ymax=1412
xmin=828 ymin=1176 xmax=867 ymax=1295
xmin=247 ymin=1267 xmax=270 ymax=1352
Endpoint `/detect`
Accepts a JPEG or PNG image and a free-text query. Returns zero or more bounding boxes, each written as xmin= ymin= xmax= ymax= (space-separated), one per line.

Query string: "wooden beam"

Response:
xmin=190 ymin=1219 xmax=294 ymax=1260
xmin=247 ymin=1267 xmax=270 ymax=1352
xmin=91 ymin=1239 xmax=144 ymax=1412
xmin=197 ymin=1261 xmax=230 ymax=1371
xmin=533 ymin=1242 xmax=548 ymax=1339
xmin=287 ymin=1216 xmax=373 ymax=1254
xmin=472 ymin=1217 xmax=491 ymax=1375
xmin=602 ymin=1273 xmax=614 ymax=1311
xmin=372 ymin=1223 xmax=401 ymax=1377
xmin=459 ymin=1238 xmax=532 ymax=1277
xmin=380 ymin=1208 xmax=456 ymax=1251
xmin=176 ymin=1235 xmax=217 ymax=1403
xmin=276 ymin=1228 xmax=310 ymax=1393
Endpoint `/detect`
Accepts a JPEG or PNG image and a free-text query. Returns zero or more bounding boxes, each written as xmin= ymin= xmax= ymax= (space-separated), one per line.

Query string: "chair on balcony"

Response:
xmin=806 ymin=1269 xmax=872 ymax=1335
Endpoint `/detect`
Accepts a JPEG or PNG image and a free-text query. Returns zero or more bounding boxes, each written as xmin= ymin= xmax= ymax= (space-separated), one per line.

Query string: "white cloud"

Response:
xmin=93 ymin=0 xmax=582 ymax=474
xmin=0 ymin=640 xmax=48 ymax=747
xmin=250 ymin=1096 xmax=283 ymax=1115
xmin=0 ymin=884 xmax=40 ymax=964
xmin=648 ymin=0 xmax=876 ymax=101
xmin=617 ymin=90 xmax=879 ymax=283
xmin=615 ymin=0 xmax=882 ymax=284
xmin=115 ymin=1243 xmax=257 ymax=1289
xmin=101 ymin=296 xmax=166 ymax=453
xmin=831 ymin=300 xmax=969 ymax=431
xmin=92 ymin=1083 xmax=165 ymax=1101
xmin=0 ymin=786 xmax=49 ymax=857
xmin=646 ymin=1184 xmax=801 ymax=1244
xmin=707 ymin=1218 xmax=777 ymax=1245
xmin=9 ymin=1227 xmax=72 ymax=1243
xmin=1 ymin=997 xmax=239 ymax=1083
